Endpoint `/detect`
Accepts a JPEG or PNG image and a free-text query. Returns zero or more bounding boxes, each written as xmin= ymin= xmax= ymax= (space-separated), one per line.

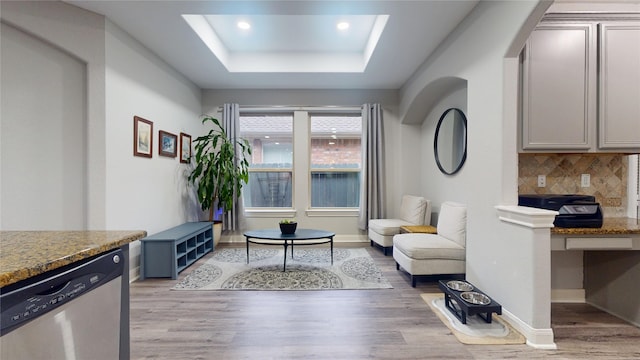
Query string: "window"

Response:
xmin=239 ymin=110 xmax=362 ymax=211
xmin=310 ymin=115 xmax=362 ymax=208
xmin=239 ymin=114 xmax=293 ymax=208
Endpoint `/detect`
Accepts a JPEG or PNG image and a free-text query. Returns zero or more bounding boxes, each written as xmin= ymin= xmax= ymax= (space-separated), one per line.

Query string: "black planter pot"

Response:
xmin=279 ymin=222 xmax=297 ymax=234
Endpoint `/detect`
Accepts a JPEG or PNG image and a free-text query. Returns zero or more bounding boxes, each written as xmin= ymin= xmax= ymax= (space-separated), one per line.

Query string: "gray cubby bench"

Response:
xmin=140 ymin=222 xmax=214 ymax=280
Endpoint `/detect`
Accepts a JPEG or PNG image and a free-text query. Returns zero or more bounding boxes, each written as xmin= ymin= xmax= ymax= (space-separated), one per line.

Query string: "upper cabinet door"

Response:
xmin=598 ymin=22 xmax=640 ymax=149
xmin=521 ymin=24 xmax=597 ymax=151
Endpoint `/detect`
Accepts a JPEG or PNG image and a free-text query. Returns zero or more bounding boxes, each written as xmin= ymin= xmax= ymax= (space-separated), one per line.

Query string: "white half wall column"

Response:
xmin=495 ymin=205 xmax=558 ymax=349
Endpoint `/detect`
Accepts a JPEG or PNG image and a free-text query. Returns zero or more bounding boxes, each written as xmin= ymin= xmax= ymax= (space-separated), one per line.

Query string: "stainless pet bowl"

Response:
xmin=460 ymin=291 xmax=491 ymax=305
xmin=446 ymin=280 xmax=473 ymax=292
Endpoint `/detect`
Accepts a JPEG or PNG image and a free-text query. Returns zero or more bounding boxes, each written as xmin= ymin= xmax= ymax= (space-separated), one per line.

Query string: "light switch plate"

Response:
xmin=581 ymin=174 xmax=590 ymax=187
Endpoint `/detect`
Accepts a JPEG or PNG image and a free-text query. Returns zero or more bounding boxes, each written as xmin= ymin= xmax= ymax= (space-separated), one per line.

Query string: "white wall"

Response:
xmin=1 ymin=2 xmax=204 ymax=280
xmin=104 ymin=20 xmax=203 ymax=235
xmin=104 ymin=20 xmax=204 ymax=274
xmin=420 ymin=86 xmax=467 ymax=216
xmin=1 ymin=1 xmax=203 ymax=235
xmin=1 ymin=22 xmax=86 ymax=230
xmin=1 ymin=1 xmax=106 ymax=229
xmin=400 ymin=0 xmax=554 ymax=345
xmin=105 ymin=20 xmax=204 ymax=278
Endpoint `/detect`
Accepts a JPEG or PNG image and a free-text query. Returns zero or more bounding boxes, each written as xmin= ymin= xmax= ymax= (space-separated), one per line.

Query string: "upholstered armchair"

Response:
xmin=368 ymin=195 xmax=431 ymax=256
xmin=393 ymin=201 xmax=467 ymax=287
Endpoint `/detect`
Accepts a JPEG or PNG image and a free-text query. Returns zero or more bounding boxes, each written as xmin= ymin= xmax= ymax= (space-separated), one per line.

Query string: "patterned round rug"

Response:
xmin=172 ymin=247 xmax=392 ymax=291
xmin=222 ymin=264 xmax=342 ymax=289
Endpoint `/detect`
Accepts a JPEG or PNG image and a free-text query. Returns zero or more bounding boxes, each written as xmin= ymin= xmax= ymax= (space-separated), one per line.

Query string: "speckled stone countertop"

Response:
xmin=0 ymin=230 xmax=146 ymax=288
xmin=551 ymin=217 xmax=640 ymax=236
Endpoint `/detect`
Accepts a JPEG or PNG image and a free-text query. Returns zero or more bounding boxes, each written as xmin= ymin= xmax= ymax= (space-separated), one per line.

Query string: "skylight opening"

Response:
xmin=183 ymin=14 xmax=389 ymax=73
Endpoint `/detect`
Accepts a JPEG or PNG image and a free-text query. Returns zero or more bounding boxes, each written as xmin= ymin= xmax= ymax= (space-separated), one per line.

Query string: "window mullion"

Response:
xmin=293 ymin=111 xmax=310 ymax=213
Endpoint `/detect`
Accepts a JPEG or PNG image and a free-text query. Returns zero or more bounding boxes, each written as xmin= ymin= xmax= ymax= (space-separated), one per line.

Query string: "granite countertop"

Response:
xmin=0 ymin=230 xmax=146 ymax=288
xmin=551 ymin=217 xmax=640 ymax=236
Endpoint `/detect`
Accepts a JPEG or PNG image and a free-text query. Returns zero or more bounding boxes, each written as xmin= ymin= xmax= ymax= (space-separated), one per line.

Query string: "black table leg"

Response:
xmin=330 ymin=236 xmax=334 ymax=265
xmin=246 ymin=237 xmax=250 ymax=264
xmin=282 ymin=241 xmax=288 ymax=272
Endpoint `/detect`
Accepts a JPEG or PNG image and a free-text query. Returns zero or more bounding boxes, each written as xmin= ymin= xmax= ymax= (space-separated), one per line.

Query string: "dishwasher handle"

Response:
xmin=36 ymin=280 xmax=71 ymax=297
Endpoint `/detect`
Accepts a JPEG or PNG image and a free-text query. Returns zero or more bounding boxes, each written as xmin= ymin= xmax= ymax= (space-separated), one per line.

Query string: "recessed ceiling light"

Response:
xmin=237 ymin=21 xmax=251 ymax=30
xmin=337 ymin=22 xmax=350 ymax=31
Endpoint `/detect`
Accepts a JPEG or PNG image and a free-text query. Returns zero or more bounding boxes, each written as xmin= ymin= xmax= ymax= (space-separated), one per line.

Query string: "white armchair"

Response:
xmin=393 ymin=201 xmax=467 ymax=287
xmin=368 ymin=195 xmax=431 ymax=256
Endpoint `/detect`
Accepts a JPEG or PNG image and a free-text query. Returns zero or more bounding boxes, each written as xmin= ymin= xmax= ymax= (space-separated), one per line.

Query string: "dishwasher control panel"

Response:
xmin=0 ymin=249 xmax=123 ymax=335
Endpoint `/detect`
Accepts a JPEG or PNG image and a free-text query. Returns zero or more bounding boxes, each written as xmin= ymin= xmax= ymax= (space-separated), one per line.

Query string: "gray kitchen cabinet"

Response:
xmin=598 ymin=22 xmax=640 ymax=149
xmin=521 ymin=19 xmax=640 ymax=153
xmin=521 ymin=23 xmax=597 ymax=151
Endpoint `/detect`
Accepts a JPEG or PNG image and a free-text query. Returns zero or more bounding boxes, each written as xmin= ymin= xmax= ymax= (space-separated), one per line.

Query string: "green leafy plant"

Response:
xmin=188 ymin=115 xmax=252 ymax=221
xmin=279 ymin=219 xmax=297 ymax=224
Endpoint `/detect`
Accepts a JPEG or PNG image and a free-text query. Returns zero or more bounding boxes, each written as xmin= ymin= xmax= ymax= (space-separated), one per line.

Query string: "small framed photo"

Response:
xmin=159 ymin=130 xmax=177 ymax=158
xmin=133 ymin=116 xmax=153 ymax=158
xmin=180 ymin=132 xmax=192 ymax=163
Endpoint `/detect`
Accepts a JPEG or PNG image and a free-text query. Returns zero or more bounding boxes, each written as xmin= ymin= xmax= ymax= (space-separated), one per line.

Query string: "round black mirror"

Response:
xmin=434 ymin=108 xmax=467 ymax=175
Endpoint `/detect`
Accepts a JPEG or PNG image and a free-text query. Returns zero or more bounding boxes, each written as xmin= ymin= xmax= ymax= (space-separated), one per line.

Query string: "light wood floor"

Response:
xmin=130 ymin=243 xmax=640 ymax=359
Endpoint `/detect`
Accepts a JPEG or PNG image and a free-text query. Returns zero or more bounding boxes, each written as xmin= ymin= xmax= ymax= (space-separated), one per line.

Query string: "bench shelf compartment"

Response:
xmin=140 ymin=222 xmax=213 ymax=280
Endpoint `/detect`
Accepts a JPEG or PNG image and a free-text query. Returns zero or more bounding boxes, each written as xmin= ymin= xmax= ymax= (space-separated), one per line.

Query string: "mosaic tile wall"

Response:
xmin=518 ymin=154 xmax=628 ymax=217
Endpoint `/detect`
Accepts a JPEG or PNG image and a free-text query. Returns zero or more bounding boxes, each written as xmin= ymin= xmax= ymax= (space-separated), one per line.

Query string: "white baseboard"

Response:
xmin=130 ymin=266 xmax=140 ymax=283
xmin=551 ymin=288 xmax=585 ymax=303
xmin=501 ymin=309 xmax=557 ymax=349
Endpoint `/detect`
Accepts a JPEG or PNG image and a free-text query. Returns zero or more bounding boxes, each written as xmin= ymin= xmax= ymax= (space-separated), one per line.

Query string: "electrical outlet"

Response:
xmin=581 ymin=174 xmax=590 ymax=188
xmin=537 ymin=175 xmax=546 ymax=188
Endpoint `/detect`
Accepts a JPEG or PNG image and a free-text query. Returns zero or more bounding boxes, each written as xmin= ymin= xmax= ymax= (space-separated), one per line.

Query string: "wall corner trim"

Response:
xmin=501 ymin=309 xmax=557 ymax=349
xmin=495 ymin=205 xmax=558 ymax=228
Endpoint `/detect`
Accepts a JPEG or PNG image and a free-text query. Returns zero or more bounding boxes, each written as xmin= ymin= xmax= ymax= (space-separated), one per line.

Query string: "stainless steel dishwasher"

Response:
xmin=1 ymin=248 xmax=124 ymax=360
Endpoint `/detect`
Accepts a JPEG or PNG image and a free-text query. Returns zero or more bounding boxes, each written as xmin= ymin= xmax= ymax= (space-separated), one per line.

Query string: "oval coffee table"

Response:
xmin=243 ymin=229 xmax=335 ymax=271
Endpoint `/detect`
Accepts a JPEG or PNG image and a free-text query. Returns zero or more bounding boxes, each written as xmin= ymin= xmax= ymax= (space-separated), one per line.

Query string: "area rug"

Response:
xmin=421 ymin=293 xmax=525 ymax=345
xmin=172 ymin=247 xmax=392 ymax=291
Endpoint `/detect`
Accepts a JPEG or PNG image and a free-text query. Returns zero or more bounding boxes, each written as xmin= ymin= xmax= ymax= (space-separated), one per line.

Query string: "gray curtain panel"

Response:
xmin=222 ymin=103 xmax=242 ymax=231
xmin=358 ymin=103 xmax=386 ymax=230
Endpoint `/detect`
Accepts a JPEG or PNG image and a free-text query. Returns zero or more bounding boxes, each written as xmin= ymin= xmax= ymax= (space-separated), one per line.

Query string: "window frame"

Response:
xmin=239 ymin=112 xmax=295 ymax=211
xmin=239 ymin=107 xmax=362 ymax=219
xmin=308 ymin=113 xmax=362 ymax=210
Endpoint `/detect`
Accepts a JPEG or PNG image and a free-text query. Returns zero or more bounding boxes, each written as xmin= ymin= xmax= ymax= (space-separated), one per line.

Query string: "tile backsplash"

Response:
xmin=518 ymin=154 xmax=628 ymax=217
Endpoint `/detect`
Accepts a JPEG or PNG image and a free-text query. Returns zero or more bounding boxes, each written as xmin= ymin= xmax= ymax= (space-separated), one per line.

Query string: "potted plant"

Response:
xmin=279 ymin=219 xmax=297 ymax=234
xmin=188 ymin=115 xmax=252 ymax=245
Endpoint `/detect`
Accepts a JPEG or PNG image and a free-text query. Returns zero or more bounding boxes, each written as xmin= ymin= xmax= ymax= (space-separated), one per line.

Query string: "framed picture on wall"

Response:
xmin=159 ymin=130 xmax=177 ymax=158
xmin=180 ymin=132 xmax=192 ymax=163
xmin=133 ymin=116 xmax=153 ymax=158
